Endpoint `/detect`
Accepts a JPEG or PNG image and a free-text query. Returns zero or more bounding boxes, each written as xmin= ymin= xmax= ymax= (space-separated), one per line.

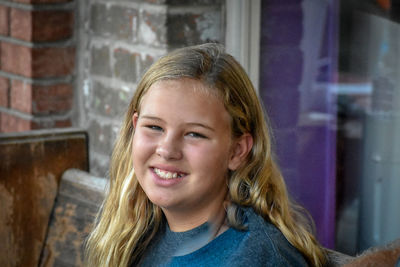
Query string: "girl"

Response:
xmin=85 ymin=43 xmax=326 ymax=266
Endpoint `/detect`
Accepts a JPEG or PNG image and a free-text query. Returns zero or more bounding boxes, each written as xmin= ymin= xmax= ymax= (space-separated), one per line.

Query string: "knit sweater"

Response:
xmin=138 ymin=207 xmax=308 ymax=266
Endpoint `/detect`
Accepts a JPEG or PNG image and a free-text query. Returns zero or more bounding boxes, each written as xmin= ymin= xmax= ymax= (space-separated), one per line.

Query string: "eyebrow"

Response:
xmin=140 ymin=115 xmax=163 ymax=121
xmin=140 ymin=115 xmax=215 ymax=132
xmin=186 ymin=122 xmax=215 ymax=132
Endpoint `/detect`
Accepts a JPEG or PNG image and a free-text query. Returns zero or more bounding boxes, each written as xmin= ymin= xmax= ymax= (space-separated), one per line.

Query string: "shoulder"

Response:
xmin=229 ymin=206 xmax=309 ymax=267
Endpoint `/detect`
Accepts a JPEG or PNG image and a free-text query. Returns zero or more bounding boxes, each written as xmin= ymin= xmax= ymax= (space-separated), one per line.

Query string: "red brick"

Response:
xmin=11 ymin=9 xmax=74 ymax=42
xmin=0 ymin=42 xmax=32 ymax=77
xmin=10 ymin=80 xmax=32 ymax=113
xmin=35 ymin=99 xmax=71 ymax=114
xmin=32 ymin=84 xmax=73 ymax=114
xmin=0 ymin=77 xmax=9 ymax=107
xmin=0 ymin=112 xmax=32 ymax=133
xmin=33 ymin=83 xmax=72 ymax=98
xmin=1 ymin=42 xmax=75 ymax=78
xmin=54 ymin=119 xmax=71 ymax=128
xmin=0 ymin=111 xmax=71 ymax=133
xmin=10 ymin=9 xmax=33 ymax=41
xmin=0 ymin=6 xmax=9 ymax=36
xmin=12 ymin=0 xmax=72 ymax=3
xmin=10 ymin=81 xmax=73 ymax=114
xmin=32 ymin=46 xmax=75 ymax=78
xmin=31 ymin=118 xmax=71 ymax=129
xmin=33 ymin=10 xmax=73 ymax=42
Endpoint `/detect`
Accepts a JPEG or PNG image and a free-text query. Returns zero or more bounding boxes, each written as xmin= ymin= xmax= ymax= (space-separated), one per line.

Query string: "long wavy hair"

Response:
xmin=85 ymin=43 xmax=326 ymax=266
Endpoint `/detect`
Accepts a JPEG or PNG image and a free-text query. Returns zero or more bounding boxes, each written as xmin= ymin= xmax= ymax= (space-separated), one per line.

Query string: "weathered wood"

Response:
xmin=0 ymin=129 xmax=89 ymax=267
xmin=40 ymin=169 xmax=106 ymax=267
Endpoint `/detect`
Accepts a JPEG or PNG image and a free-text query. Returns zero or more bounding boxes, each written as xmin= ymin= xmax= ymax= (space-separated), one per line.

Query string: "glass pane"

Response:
xmin=336 ymin=0 xmax=400 ymax=254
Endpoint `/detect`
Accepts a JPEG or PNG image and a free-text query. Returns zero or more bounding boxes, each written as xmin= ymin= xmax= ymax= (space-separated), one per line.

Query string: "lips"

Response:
xmin=152 ymin=167 xmax=187 ymax=180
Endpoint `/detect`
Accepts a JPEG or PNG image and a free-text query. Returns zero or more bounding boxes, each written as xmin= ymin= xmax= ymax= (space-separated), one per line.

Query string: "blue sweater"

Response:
xmin=139 ymin=207 xmax=309 ymax=266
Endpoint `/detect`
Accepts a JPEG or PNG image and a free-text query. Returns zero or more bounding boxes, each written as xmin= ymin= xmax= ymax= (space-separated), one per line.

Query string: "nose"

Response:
xmin=156 ymin=134 xmax=182 ymax=160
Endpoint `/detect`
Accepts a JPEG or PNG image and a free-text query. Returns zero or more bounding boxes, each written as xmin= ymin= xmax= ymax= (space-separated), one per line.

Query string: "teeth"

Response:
xmin=154 ymin=168 xmax=183 ymax=179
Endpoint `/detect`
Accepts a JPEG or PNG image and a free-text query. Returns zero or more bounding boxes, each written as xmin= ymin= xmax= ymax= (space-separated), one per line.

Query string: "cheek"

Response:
xmin=132 ymin=133 xmax=156 ymax=167
xmin=186 ymin=143 xmax=231 ymax=175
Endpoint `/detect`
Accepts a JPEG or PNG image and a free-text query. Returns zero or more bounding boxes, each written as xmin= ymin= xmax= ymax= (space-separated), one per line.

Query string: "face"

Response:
xmin=132 ymin=78 xmax=242 ymax=219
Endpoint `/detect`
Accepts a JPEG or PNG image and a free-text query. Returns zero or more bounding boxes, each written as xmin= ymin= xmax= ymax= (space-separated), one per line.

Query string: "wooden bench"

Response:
xmin=39 ymin=168 xmax=106 ymax=267
xmin=0 ymin=129 xmax=90 ymax=267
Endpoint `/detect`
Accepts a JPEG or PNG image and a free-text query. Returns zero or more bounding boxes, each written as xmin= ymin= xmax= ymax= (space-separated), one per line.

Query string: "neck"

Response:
xmin=162 ymin=200 xmax=228 ymax=234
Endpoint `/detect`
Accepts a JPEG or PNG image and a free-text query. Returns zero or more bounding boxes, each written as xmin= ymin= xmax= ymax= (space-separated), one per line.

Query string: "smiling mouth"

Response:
xmin=153 ymin=167 xmax=186 ymax=179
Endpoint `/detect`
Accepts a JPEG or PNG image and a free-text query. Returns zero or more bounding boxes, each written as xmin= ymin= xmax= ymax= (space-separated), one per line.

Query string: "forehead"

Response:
xmin=139 ymin=78 xmax=231 ymax=127
xmin=139 ymin=78 xmax=220 ymax=108
xmin=142 ymin=78 xmax=218 ymax=99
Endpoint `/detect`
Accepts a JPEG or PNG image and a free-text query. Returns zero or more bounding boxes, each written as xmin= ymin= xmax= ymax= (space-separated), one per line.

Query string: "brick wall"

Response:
xmin=0 ymin=0 xmax=75 ymax=132
xmin=76 ymin=0 xmax=224 ymax=176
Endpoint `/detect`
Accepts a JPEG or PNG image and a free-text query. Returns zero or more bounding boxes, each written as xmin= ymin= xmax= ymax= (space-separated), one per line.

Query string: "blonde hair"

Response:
xmin=85 ymin=43 xmax=326 ymax=266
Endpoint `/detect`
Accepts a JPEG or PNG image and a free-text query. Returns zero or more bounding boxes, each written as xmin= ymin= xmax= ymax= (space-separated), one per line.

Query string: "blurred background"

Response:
xmin=0 ymin=0 xmax=399 ymax=265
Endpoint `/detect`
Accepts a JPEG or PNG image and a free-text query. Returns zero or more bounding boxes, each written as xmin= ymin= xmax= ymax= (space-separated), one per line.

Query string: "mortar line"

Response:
xmin=0 ymin=70 xmax=72 ymax=85
xmin=0 ymin=35 xmax=74 ymax=48
xmin=0 ymin=0 xmax=75 ymax=11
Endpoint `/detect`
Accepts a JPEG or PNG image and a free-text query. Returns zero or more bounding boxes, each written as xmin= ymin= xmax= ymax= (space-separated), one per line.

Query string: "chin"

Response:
xmin=147 ymin=193 xmax=178 ymax=209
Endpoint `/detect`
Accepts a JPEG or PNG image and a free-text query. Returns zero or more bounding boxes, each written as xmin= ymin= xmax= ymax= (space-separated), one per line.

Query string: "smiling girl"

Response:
xmin=85 ymin=43 xmax=326 ymax=266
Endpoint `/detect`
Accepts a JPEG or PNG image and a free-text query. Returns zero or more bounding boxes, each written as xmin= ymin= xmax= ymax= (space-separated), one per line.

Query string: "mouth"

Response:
xmin=152 ymin=167 xmax=187 ymax=180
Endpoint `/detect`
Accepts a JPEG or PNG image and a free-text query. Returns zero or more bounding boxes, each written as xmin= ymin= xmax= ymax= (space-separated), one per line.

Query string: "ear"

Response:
xmin=132 ymin=112 xmax=139 ymax=129
xmin=228 ymin=133 xmax=253 ymax=171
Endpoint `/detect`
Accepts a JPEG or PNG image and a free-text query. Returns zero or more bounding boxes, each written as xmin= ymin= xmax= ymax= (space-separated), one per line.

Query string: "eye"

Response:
xmin=145 ymin=125 xmax=163 ymax=132
xmin=186 ymin=132 xmax=207 ymax=139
